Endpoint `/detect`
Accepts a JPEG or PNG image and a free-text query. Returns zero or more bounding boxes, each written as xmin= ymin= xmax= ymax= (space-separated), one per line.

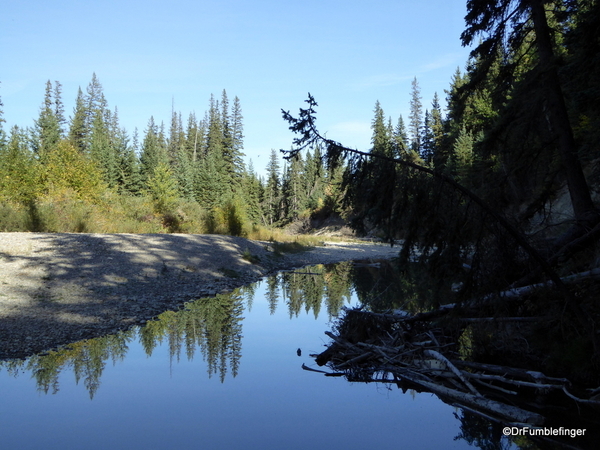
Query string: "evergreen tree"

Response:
xmin=118 ymin=130 xmax=142 ymax=195
xmin=303 ymin=146 xmax=325 ymax=211
xmin=205 ymin=94 xmax=223 ymax=158
xmin=371 ymin=101 xmax=392 ymax=157
xmin=461 ymin=0 xmax=598 ymax=229
xmin=168 ymin=107 xmax=185 ymax=166
xmin=392 ymin=115 xmax=409 ymax=157
xmin=193 ymin=148 xmax=227 ymax=210
xmin=89 ymin=108 xmax=118 ymax=188
xmin=430 ymin=92 xmax=444 ymax=167
xmin=228 ymin=95 xmax=246 ymax=185
xmin=175 ymin=142 xmax=195 ymax=199
xmin=147 ymin=162 xmax=179 ymax=214
xmin=185 ymin=112 xmax=205 ymax=163
xmin=140 ymin=116 xmax=169 ymax=185
xmin=451 ymin=125 xmax=474 ymax=183
xmin=33 ymin=80 xmax=62 ymax=158
xmin=264 ymin=149 xmax=282 ymax=225
xmin=409 ymin=77 xmax=423 ymax=154
xmin=53 ymin=81 xmax=66 ymax=134
xmin=0 ymin=126 xmax=39 ymax=203
xmin=281 ymin=151 xmax=305 ymax=220
xmin=85 ymin=73 xmax=107 ymax=134
xmin=69 ymin=87 xmax=87 ymax=153
xmin=242 ymin=160 xmax=264 ymax=225
xmin=420 ymin=110 xmax=435 ymax=164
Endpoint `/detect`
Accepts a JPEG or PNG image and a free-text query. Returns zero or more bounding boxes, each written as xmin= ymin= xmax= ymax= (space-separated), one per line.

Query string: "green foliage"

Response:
xmin=41 ymin=140 xmax=106 ymax=201
xmin=146 ymin=162 xmax=179 ymax=215
xmin=208 ymin=196 xmax=250 ymax=237
xmin=0 ymin=126 xmax=40 ymax=203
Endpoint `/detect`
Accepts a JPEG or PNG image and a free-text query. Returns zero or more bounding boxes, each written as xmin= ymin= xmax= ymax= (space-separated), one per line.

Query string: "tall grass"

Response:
xmin=0 ymin=190 xmax=345 ymax=246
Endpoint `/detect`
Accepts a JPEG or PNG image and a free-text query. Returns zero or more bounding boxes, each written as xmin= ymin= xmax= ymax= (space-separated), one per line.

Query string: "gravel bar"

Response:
xmin=0 ymin=232 xmax=399 ymax=360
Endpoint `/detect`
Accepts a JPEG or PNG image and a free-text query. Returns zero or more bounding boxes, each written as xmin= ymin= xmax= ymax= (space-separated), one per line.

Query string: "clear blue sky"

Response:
xmin=1 ymin=0 xmax=473 ymax=174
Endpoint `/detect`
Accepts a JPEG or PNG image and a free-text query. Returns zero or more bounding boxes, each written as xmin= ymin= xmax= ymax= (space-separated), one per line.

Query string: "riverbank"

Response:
xmin=0 ymin=232 xmax=399 ymax=360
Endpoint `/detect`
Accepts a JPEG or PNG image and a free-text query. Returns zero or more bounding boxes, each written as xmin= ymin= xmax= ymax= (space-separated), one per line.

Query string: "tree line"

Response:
xmin=0 ymin=75 xmax=346 ymax=234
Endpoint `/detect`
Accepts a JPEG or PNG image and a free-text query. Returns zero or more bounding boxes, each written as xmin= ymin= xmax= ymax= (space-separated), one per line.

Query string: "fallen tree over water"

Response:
xmin=305 ymin=308 xmax=600 ymax=432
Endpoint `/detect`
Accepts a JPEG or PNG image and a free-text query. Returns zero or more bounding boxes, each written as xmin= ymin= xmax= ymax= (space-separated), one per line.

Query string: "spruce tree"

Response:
xmin=69 ymin=87 xmax=88 ymax=153
xmin=229 ymin=95 xmax=246 ymax=184
xmin=420 ymin=110 xmax=435 ymax=164
xmin=33 ymin=80 xmax=62 ymax=158
xmin=430 ymin=93 xmax=444 ymax=167
xmin=370 ymin=100 xmax=392 ymax=157
xmin=392 ymin=115 xmax=409 ymax=157
xmin=140 ymin=117 xmax=168 ymax=185
xmin=0 ymin=126 xmax=39 ymax=203
xmin=409 ymin=77 xmax=423 ymax=155
xmin=53 ymin=81 xmax=66 ymax=134
xmin=264 ymin=149 xmax=282 ymax=225
xmin=89 ymin=108 xmax=118 ymax=188
xmin=242 ymin=160 xmax=264 ymax=225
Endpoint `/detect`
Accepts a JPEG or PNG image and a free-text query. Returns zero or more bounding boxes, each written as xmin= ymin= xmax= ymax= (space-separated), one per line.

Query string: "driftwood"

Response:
xmin=306 ymin=307 xmax=600 ymax=428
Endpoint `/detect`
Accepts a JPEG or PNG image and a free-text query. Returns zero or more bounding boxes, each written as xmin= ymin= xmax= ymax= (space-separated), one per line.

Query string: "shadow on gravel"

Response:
xmin=0 ymin=233 xmax=272 ymax=359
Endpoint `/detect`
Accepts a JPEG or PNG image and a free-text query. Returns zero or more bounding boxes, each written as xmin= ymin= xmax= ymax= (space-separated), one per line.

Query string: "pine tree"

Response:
xmin=281 ymin=151 xmax=305 ymax=220
xmin=118 ymin=131 xmax=142 ymax=195
xmin=461 ymin=0 xmax=598 ymax=228
xmin=430 ymin=93 xmax=444 ymax=166
xmin=168 ymin=106 xmax=185 ymax=166
xmin=0 ymin=126 xmax=39 ymax=203
xmin=140 ymin=116 xmax=168 ymax=185
xmin=409 ymin=77 xmax=423 ymax=154
xmin=392 ymin=115 xmax=409 ymax=157
xmin=451 ymin=125 xmax=474 ymax=183
xmin=53 ymin=81 xmax=66 ymax=134
xmin=33 ymin=80 xmax=62 ymax=158
xmin=371 ymin=100 xmax=392 ymax=157
xmin=242 ymin=160 xmax=264 ymax=225
xmin=89 ymin=108 xmax=118 ymax=187
xmin=147 ymin=162 xmax=179 ymax=215
xmin=420 ymin=110 xmax=435 ymax=164
xmin=264 ymin=149 xmax=282 ymax=225
xmin=303 ymin=145 xmax=325 ymax=211
xmin=69 ymin=87 xmax=87 ymax=153
xmin=85 ymin=73 xmax=107 ymax=133
xmin=229 ymin=95 xmax=246 ymax=184
xmin=175 ymin=141 xmax=195 ymax=199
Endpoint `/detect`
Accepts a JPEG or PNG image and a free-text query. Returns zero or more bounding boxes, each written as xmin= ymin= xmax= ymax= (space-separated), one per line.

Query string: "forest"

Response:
xmin=0 ymin=74 xmax=344 ymax=237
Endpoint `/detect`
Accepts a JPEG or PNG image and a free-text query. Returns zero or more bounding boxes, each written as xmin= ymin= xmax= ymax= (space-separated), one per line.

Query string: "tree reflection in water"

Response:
xmin=0 ymin=262 xmax=356 ymax=398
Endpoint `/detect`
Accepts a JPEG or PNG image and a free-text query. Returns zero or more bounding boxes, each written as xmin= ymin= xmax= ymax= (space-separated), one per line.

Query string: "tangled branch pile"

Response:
xmin=307 ymin=308 xmax=600 ymax=427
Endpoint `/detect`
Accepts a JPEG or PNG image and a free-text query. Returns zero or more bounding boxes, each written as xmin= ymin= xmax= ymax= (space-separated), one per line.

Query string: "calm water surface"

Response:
xmin=0 ymin=263 xmax=507 ymax=450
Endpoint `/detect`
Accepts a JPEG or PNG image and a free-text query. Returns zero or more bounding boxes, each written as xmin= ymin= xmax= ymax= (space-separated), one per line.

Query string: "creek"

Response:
xmin=0 ymin=261 xmax=534 ymax=449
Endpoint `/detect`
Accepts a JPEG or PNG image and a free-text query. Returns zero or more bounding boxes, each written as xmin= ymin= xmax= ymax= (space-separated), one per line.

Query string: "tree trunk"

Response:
xmin=528 ymin=0 xmax=599 ymax=230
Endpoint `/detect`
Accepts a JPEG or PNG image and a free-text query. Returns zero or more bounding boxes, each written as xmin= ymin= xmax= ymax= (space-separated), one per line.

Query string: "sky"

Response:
xmin=1 ymin=0 xmax=474 ymax=175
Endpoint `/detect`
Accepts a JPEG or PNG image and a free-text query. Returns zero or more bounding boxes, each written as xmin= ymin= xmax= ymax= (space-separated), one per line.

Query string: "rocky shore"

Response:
xmin=0 ymin=232 xmax=399 ymax=360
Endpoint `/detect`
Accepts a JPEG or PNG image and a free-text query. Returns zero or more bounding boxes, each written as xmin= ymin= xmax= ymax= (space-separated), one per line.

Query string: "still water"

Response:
xmin=1 ymin=262 xmax=508 ymax=450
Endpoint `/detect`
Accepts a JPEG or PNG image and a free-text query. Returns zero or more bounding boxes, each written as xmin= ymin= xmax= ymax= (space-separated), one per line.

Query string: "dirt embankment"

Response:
xmin=0 ymin=232 xmax=399 ymax=360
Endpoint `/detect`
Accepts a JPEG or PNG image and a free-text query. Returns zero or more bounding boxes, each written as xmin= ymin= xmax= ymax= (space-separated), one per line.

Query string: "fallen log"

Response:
xmin=391 ymin=368 xmax=545 ymax=425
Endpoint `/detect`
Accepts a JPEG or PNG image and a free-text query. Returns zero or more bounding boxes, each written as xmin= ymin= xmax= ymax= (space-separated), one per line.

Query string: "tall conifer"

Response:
xmin=409 ymin=77 xmax=423 ymax=154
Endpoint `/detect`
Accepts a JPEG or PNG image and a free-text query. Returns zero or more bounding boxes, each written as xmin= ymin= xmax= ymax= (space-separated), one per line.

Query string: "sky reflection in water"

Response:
xmin=0 ymin=264 xmax=479 ymax=450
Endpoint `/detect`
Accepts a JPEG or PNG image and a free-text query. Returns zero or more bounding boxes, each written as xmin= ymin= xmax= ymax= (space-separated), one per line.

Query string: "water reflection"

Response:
xmin=0 ymin=262 xmax=356 ymax=398
xmin=1 ymin=260 xmax=592 ymax=449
